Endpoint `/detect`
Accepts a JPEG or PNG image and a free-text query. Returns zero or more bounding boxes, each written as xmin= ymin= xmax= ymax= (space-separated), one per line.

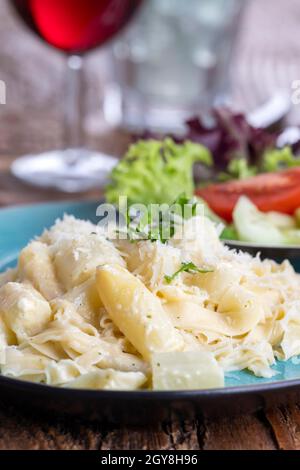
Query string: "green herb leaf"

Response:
xmin=164 ymin=262 xmax=214 ymax=284
xmin=122 ymin=194 xmax=208 ymax=244
xmin=172 ymin=194 xmax=200 ymax=219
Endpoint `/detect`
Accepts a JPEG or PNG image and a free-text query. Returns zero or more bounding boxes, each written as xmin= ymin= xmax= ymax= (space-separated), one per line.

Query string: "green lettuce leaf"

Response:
xmin=218 ymin=158 xmax=258 ymax=181
xmin=105 ymin=139 xmax=212 ymax=206
xmin=262 ymin=146 xmax=300 ymax=172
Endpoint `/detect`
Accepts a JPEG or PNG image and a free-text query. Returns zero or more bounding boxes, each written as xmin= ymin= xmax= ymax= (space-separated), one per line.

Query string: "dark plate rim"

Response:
xmin=1 ymin=373 xmax=300 ymax=400
xmin=224 ymin=239 xmax=300 ymax=252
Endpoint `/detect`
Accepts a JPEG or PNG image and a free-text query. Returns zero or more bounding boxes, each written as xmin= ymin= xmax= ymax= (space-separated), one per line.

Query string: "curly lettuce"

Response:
xmin=218 ymin=158 xmax=258 ymax=181
xmin=105 ymin=139 xmax=212 ymax=206
xmin=262 ymin=146 xmax=300 ymax=172
xmin=214 ymin=147 xmax=300 ymax=182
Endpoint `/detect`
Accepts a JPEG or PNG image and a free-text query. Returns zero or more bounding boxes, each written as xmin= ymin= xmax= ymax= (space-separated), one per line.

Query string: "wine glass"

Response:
xmin=9 ymin=0 xmax=143 ymax=192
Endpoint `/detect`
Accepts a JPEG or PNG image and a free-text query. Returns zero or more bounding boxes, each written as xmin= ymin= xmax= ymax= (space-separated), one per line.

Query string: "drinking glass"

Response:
xmin=10 ymin=0 xmax=142 ymax=192
xmin=104 ymin=0 xmax=246 ymax=133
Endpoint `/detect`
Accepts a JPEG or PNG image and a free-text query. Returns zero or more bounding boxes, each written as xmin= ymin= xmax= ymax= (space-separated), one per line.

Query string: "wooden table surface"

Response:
xmin=1 ymin=0 xmax=300 ymax=451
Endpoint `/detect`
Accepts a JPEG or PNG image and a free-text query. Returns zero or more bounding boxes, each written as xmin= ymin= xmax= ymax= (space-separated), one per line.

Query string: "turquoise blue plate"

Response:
xmin=0 ymin=200 xmax=100 ymax=271
xmin=1 ymin=200 xmax=300 ymax=421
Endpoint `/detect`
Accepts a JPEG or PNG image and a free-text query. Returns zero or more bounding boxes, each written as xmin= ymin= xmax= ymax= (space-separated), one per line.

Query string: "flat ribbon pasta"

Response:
xmin=1 ymin=213 xmax=300 ymax=387
xmin=165 ymin=285 xmax=265 ymax=337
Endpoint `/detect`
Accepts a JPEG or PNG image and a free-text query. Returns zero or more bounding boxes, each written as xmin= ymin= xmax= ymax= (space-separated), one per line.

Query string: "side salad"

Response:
xmin=106 ymin=110 xmax=300 ymax=247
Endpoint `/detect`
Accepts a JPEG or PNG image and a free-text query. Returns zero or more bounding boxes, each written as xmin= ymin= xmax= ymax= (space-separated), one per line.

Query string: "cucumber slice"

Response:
xmin=265 ymin=212 xmax=295 ymax=229
xmin=233 ymin=196 xmax=285 ymax=245
xmin=282 ymin=229 xmax=300 ymax=245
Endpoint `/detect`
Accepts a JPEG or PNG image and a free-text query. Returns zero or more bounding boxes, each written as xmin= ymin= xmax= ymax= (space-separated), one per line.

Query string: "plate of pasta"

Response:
xmin=1 ymin=200 xmax=300 ymax=422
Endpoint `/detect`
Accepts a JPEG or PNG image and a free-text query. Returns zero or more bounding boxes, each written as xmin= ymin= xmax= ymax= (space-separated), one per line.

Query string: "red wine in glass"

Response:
xmin=11 ymin=0 xmax=142 ymax=53
xmin=10 ymin=0 xmax=143 ymax=192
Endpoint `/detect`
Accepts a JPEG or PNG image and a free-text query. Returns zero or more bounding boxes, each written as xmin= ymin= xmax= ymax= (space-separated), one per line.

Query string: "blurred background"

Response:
xmin=0 ymin=0 xmax=299 ymax=202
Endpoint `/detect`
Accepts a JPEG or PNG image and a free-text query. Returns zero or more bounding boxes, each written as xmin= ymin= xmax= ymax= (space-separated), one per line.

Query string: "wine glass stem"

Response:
xmin=64 ymin=55 xmax=85 ymax=160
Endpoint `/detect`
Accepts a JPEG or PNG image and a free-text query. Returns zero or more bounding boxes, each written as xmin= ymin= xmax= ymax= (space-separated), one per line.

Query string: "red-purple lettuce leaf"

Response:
xmin=184 ymin=109 xmax=278 ymax=169
xmin=135 ymin=108 xmax=279 ymax=170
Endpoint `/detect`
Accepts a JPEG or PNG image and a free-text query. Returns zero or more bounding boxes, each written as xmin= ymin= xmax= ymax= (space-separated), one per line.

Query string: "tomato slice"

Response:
xmin=196 ymin=168 xmax=300 ymax=222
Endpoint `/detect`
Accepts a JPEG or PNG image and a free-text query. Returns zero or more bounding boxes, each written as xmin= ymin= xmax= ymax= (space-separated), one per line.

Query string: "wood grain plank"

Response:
xmin=164 ymin=419 xmax=201 ymax=450
xmin=203 ymin=413 xmax=277 ymax=450
xmin=100 ymin=419 xmax=201 ymax=451
xmin=266 ymin=405 xmax=300 ymax=450
xmin=0 ymin=405 xmax=105 ymax=450
xmin=0 ymin=404 xmax=204 ymax=450
xmin=100 ymin=426 xmax=172 ymax=451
